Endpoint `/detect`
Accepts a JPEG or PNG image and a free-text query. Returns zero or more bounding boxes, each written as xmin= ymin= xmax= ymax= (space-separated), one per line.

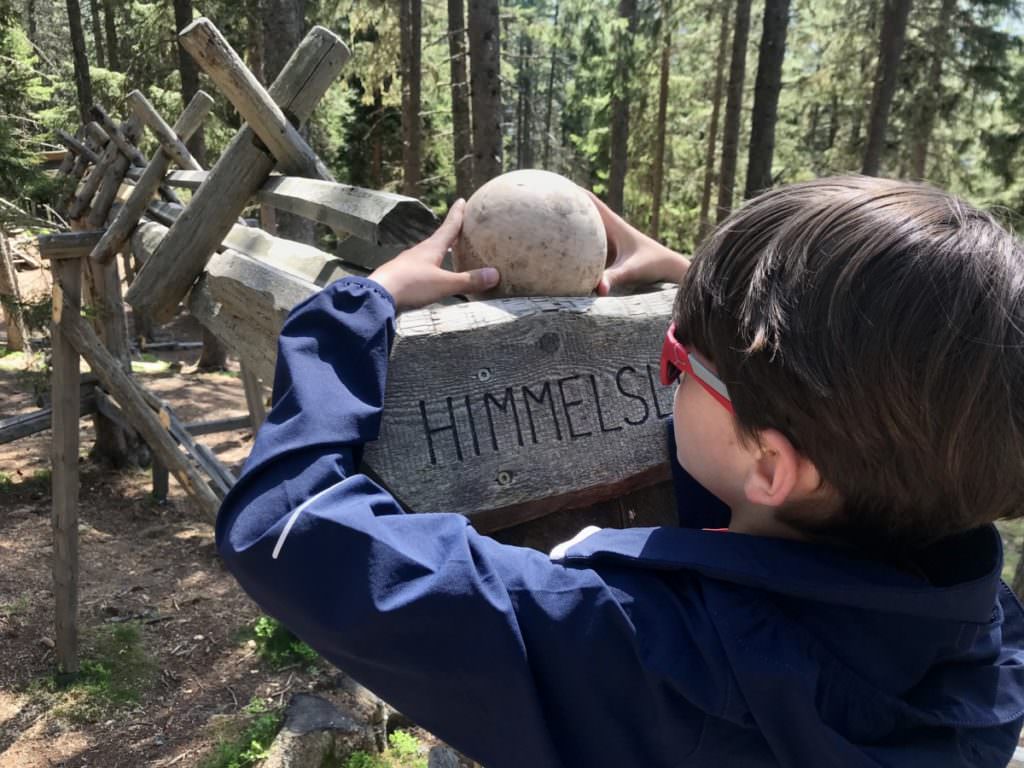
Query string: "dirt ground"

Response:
xmin=0 ymin=250 xmax=437 ymax=768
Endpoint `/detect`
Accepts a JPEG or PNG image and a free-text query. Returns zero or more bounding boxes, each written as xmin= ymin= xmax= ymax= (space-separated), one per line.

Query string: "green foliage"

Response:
xmin=338 ymin=730 xmax=428 ymax=768
xmin=35 ymin=622 xmax=157 ymax=723
xmin=249 ymin=615 xmax=321 ymax=669
xmin=200 ymin=701 xmax=283 ymax=768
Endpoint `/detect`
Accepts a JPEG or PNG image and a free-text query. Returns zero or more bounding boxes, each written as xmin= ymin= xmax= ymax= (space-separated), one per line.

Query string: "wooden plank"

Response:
xmin=50 ymin=256 xmax=81 ymax=675
xmin=0 ymin=393 xmax=97 ymax=444
xmin=90 ymin=91 xmax=213 ymax=265
xmin=183 ymin=414 xmax=251 ymax=436
xmin=53 ymin=293 xmax=222 ymax=520
xmin=258 ymin=176 xmax=436 ymax=246
xmin=125 ymin=24 xmax=351 ymax=325
xmin=363 ymin=290 xmax=678 ymax=529
xmin=149 ymin=170 xmax=437 ymax=248
xmin=178 ymin=18 xmax=332 ymax=180
xmin=127 ymin=90 xmax=207 ymax=172
xmin=38 ymin=231 xmax=105 ymax=260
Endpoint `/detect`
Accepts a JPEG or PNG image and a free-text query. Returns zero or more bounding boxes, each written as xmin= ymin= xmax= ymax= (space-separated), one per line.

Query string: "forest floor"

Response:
xmin=0 ymin=253 xmax=450 ymax=768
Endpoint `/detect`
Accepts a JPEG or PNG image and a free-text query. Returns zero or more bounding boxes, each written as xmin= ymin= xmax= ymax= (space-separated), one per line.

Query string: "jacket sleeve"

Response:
xmin=215 ymin=277 xmax=710 ymax=766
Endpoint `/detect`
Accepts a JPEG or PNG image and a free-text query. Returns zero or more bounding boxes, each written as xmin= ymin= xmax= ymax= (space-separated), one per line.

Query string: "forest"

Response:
xmin=1 ymin=0 xmax=1022 ymax=252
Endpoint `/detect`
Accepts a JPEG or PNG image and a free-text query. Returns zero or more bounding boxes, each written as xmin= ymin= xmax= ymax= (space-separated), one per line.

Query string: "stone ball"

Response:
xmin=453 ymin=170 xmax=608 ymax=297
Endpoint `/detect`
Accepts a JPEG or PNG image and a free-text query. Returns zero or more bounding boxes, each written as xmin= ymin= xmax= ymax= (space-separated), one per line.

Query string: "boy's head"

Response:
xmin=671 ymin=175 xmax=1024 ymax=552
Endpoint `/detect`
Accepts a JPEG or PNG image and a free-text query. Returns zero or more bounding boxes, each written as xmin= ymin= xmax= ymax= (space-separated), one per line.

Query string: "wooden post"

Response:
xmin=90 ymin=91 xmax=213 ymax=265
xmin=89 ymin=105 xmax=147 ymax=168
xmin=178 ymin=18 xmax=333 ymax=180
xmin=240 ymin=362 xmax=267 ymax=430
xmin=125 ymin=24 xmax=351 ymax=325
xmin=50 ymin=255 xmax=82 ymax=676
xmin=57 ymin=129 xmax=100 ymax=166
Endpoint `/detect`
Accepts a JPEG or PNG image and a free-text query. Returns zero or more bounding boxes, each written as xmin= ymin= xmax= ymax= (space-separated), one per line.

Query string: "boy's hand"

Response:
xmin=587 ymin=191 xmax=691 ymax=296
xmin=368 ymin=199 xmax=500 ymax=312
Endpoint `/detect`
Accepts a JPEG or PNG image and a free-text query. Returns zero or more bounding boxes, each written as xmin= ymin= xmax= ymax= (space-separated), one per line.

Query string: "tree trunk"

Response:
xmin=67 ymin=0 xmax=93 ymax=124
xmin=172 ymin=0 xmax=205 ymax=164
xmin=400 ymin=0 xmax=423 ymax=196
xmin=372 ymin=88 xmax=384 ymax=190
xmin=89 ymin=0 xmax=105 ymax=67
xmin=542 ymin=0 xmax=560 ymax=170
xmin=516 ymin=34 xmax=534 ymax=168
xmin=716 ymin=0 xmax=752 ymax=223
xmin=909 ymin=0 xmax=953 ymax=180
xmin=744 ymin=0 xmax=791 ymax=199
xmin=698 ymin=2 xmax=730 ymax=241
xmin=608 ymin=0 xmax=638 ymax=214
xmin=262 ymin=0 xmax=315 ymax=243
xmin=468 ymin=0 xmax=502 ymax=190
xmin=650 ymin=0 xmax=672 ymax=241
xmin=27 ymin=0 xmax=37 ymax=44
xmin=0 ymin=233 xmax=30 ymax=353
xmin=448 ymin=0 xmax=473 ymax=198
xmin=861 ymin=0 xmax=913 ymax=177
xmin=102 ymin=0 xmax=120 ymax=70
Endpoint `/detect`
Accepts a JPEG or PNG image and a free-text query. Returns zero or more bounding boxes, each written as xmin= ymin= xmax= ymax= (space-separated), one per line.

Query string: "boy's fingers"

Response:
xmin=452 ymin=266 xmax=499 ymax=294
xmin=430 ymin=199 xmax=466 ymax=247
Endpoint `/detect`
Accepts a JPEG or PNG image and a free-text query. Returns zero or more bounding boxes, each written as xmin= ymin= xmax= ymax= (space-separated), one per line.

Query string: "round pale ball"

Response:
xmin=454 ymin=170 xmax=608 ymax=297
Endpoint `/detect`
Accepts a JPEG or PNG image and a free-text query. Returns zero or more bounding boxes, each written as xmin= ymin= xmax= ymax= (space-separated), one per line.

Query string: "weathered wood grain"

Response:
xmin=178 ymin=18 xmax=332 ymax=180
xmin=89 ymin=105 xmax=146 ymax=167
xmin=57 ymin=130 xmax=100 ymax=166
xmin=149 ymin=170 xmax=437 ymax=249
xmin=240 ymin=362 xmax=267 ymax=430
xmin=125 ymin=24 xmax=351 ymax=324
xmin=38 ymin=231 xmax=105 ymax=260
xmin=127 ymin=90 xmax=207 ymax=172
xmin=363 ymin=289 xmax=678 ymax=528
xmin=50 ymin=257 xmax=82 ymax=675
xmin=90 ymin=91 xmax=213 ymax=265
xmin=258 ymin=176 xmax=436 ymax=245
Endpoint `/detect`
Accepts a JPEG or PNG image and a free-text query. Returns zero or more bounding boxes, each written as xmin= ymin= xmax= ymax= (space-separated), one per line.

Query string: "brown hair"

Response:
xmin=674 ymin=175 xmax=1024 ymax=551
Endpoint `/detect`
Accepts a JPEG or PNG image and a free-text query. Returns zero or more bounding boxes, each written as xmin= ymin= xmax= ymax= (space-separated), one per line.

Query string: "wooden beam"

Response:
xmin=56 ymin=130 xmax=99 ymax=166
xmin=53 ymin=292 xmax=222 ymax=520
xmin=89 ymin=105 xmax=146 ymax=167
xmin=50 ymin=256 xmax=81 ymax=675
xmin=125 ymin=24 xmax=351 ymax=325
xmin=127 ymin=90 xmax=207 ymax=172
xmin=139 ymin=170 xmax=436 ymax=248
xmin=90 ymin=91 xmax=213 ymax=265
xmin=178 ymin=18 xmax=332 ymax=180
xmin=258 ymin=176 xmax=436 ymax=246
xmin=38 ymin=231 xmax=105 ymax=260
xmin=183 ymin=414 xmax=251 ymax=436
xmin=0 ymin=391 xmax=97 ymax=445
xmin=240 ymin=362 xmax=266 ymax=430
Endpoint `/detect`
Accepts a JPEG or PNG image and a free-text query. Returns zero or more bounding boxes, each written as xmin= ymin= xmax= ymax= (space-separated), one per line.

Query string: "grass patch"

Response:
xmin=34 ymin=622 xmax=157 ymax=724
xmin=0 ymin=468 xmax=51 ymax=495
xmin=200 ymin=698 xmax=283 ymax=768
xmin=336 ymin=730 xmax=428 ymax=768
xmin=245 ymin=615 xmax=320 ymax=670
xmin=0 ymin=594 xmax=30 ymax=617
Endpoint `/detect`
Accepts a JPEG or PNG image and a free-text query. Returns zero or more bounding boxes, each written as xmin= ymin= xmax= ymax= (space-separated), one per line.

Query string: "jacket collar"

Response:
xmin=556 ymin=523 xmax=1002 ymax=624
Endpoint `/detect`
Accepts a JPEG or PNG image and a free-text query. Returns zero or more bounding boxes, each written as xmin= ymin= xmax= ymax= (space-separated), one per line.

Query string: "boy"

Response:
xmin=216 ymin=175 xmax=1024 ymax=766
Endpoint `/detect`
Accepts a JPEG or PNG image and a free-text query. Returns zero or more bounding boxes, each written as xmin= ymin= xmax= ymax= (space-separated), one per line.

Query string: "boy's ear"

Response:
xmin=743 ymin=428 xmax=821 ymax=508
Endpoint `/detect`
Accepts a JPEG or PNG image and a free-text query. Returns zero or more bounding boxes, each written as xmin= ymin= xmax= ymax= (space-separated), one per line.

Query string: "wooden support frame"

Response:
xmin=127 ymin=90 xmax=206 ymax=172
xmin=90 ymin=91 xmax=213 ymax=265
xmin=125 ymin=23 xmax=351 ymax=325
xmin=57 ymin=129 xmax=100 ymax=166
xmin=178 ymin=18 xmax=332 ymax=180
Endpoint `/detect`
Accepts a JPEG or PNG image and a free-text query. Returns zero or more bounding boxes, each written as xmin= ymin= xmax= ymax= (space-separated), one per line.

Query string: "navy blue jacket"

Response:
xmin=216 ymin=277 xmax=1024 ymax=767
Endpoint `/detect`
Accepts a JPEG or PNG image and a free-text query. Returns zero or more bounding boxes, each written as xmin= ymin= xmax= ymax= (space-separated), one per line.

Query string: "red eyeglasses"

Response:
xmin=660 ymin=323 xmax=734 ymax=413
